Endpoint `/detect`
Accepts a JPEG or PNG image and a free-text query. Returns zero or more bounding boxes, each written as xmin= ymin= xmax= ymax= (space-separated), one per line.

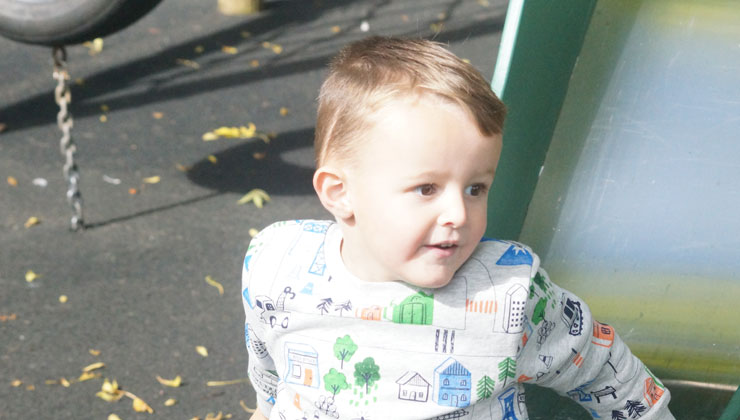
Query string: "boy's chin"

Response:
xmin=404 ymin=273 xmax=455 ymax=289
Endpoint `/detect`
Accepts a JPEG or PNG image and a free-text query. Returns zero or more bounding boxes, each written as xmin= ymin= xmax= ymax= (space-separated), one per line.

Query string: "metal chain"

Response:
xmin=52 ymin=46 xmax=84 ymax=231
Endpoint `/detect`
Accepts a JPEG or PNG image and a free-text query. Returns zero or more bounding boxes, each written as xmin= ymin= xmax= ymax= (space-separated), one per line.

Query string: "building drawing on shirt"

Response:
xmin=249 ymin=364 xmax=278 ymax=398
xmin=433 ymin=357 xmax=471 ymax=407
xmin=560 ymin=294 xmax=584 ymax=336
xmin=392 ymin=291 xmax=434 ymax=325
xmin=246 ymin=324 xmax=269 ymax=359
xmin=284 ymin=343 xmax=320 ymax=388
xmin=503 ymin=285 xmax=527 ymax=333
xmin=396 ymin=371 xmax=431 ymax=402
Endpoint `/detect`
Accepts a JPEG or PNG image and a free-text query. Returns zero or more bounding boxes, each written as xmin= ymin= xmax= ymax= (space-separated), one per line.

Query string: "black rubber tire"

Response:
xmin=0 ymin=0 xmax=163 ymax=46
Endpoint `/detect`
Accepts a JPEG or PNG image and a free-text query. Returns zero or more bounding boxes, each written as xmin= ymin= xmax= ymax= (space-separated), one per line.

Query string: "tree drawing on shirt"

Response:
xmin=354 ymin=357 xmax=380 ymax=394
xmin=476 ymin=375 xmax=496 ymax=400
xmin=335 ymin=300 xmax=353 ymax=317
xmin=334 ymin=335 xmax=358 ymax=369
xmin=324 ymin=368 xmax=350 ymax=397
xmin=317 ymin=298 xmax=333 ymax=315
xmin=498 ymin=357 xmax=516 ymax=388
xmin=532 ymin=298 xmax=547 ymax=325
xmin=612 ymin=410 xmax=627 ymax=420
xmin=624 ymin=400 xmax=647 ymax=418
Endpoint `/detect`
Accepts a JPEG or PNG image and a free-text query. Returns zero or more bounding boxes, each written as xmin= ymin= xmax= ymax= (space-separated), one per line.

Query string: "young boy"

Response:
xmin=242 ymin=36 xmax=674 ymax=420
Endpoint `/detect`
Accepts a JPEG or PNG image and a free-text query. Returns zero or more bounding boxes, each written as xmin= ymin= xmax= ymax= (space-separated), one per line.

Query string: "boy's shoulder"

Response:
xmin=244 ymin=219 xmax=335 ymax=268
xmin=463 ymin=237 xmax=541 ymax=273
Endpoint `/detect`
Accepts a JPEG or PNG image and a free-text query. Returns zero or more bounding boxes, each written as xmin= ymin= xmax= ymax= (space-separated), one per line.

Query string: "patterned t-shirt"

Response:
xmin=241 ymin=220 xmax=674 ymax=420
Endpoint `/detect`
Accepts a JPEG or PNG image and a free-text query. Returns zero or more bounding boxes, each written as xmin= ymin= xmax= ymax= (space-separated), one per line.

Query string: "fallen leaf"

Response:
xmin=108 ymin=414 xmax=122 ymax=420
xmin=128 ymin=188 xmax=138 ymax=195
xmin=45 ymin=379 xmax=58 ymax=385
xmin=0 ymin=313 xmax=18 ymax=322
xmin=132 ymin=397 xmax=154 ymax=413
xmin=252 ymin=151 xmax=266 ymax=160
xmin=206 ymin=378 xmax=249 ymax=386
xmin=208 ymin=155 xmax=218 ymax=164
xmin=164 ymin=398 xmax=177 ymax=406
xmin=152 ymin=112 xmax=164 ymax=119
xmin=176 ymin=58 xmax=200 ymax=70
xmin=89 ymin=349 xmax=101 ymax=356
xmin=279 ymin=107 xmax=288 ymax=116
xmin=241 ymin=31 xmax=251 ymax=38
xmin=196 ymin=346 xmax=208 ymax=357
xmin=205 ymin=412 xmax=225 ymax=420
xmin=26 ymin=385 xmax=35 ymax=391
xmin=7 ymin=176 xmax=17 ymax=186
xmin=331 ymin=25 xmax=341 ymax=33
xmin=240 ymin=400 xmax=256 ymax=413
xmin=83 ymin=362 xmax=105 ymax=373
xmin=60 ymin=378 xmax=70 ymax=387
xmin=205 ymin=276 xmax=224 ymax=296
xmin=78 ymin=371 xmax=98 ymax=382
xmin=25 ymin=270 xmax=39 ymax=282
xmin=100 ymin=115 xmax=108 ymax=123
xmin=97 ymin=389 xmax=123 ymax=402
xmin=478 ymin=0 xmax=490 ymax=6
xmin=221 ymin=45 xmax=238 ymax=55
xmin=249 ymin=228 xmax=259 ymax=237
xmin=143 ymin=176 xmax=161 ymax=184
xmin=401 ymin=14 xmax=409 ymax=22
xmin=84 ymin=38 xmax=104 ymax=55
xmin=430 ymin=22 xmax=444 ymax=33
xmin=24 ymin=216 xmax=40 ymax=228
xmin=175 ymin=163 xmax=191 ymax=172
xmin=250 ymin=59 xmax=259 ymax=68
xmin=59 ymin=295 xmax=68 ymax=303
xmin=237 ymin=189 xmax=270 ymax=208
xmin=103 ymin=175 xmax=121 ymax=185
xmin=11 ymin=379 xmax=22 ymax=387
xmin=156 ymin=375 xmax=182 ymax=388
xmin=101 ymin=104 xmax=110 ymax=112
xmin=271 ymin=44 xmax=283 ymax=54
xmin=0 ymin=122 xmax=7 ymax=133
xmin=194 ymin=45 xmax=205 ymax=53
xmin=202 ymin=132 xmax=219 ymax=141
xmin=75 ymin=78 xmax=85 ymax=86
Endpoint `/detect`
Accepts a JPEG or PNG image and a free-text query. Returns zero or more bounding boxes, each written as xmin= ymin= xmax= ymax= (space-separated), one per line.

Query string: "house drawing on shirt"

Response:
xmin=284 ymin=343 xmax=320 ymax=388
xmin=393 ymin=291 xmax=434 ymax=325
xmin=433 ymin=357 xmax=471 ymax=407
xmin=503 ymin=284 xmax=527 ymax=333
xmin=497 ymin=387 xmax=519 ymax=420
xmin=396 ymin=371 xmax=431 ymax=402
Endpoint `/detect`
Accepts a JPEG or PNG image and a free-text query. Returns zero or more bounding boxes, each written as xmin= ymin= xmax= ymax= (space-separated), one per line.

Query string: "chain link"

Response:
xmin=52 ymin=46 xmax=84 ymax=231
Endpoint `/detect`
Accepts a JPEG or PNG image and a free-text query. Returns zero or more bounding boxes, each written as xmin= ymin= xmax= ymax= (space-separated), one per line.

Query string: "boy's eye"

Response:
xmin=415 ymin=184 xmax=436 ymax=196
xmin=465 ymin=184 xmax=487 ymax=196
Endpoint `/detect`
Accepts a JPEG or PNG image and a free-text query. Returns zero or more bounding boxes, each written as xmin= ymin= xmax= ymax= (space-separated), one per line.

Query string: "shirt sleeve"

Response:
xmin=242 ymin=227 xmax=279 ymax=418
xmin=517 ymin=266 xmax=675 ymax=419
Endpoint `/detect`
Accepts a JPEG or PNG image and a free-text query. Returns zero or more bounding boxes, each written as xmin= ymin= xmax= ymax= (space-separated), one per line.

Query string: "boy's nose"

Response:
xmin=437 ymin=192 xmax=467 ymax=228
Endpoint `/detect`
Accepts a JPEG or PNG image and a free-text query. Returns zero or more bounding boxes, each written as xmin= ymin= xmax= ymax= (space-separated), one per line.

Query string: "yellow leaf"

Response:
xmin=248 ymin=228 xmax=259 ymax=237
xmin=59 ymin=295 xmax=68 ymax=303
xmin=152 ymin=112 xmax=164 ymax=119
xmin=45 ymin=379 xmax=58 ymax=385
xmin=102 ymin=378 xmax=119 ymax=394
xmin=250 ymin=59 xmax=259 ymax=68
xmin=24 ymin=216 xmax=40 ymax=228
xmin=194 ymin=45 xmax=205 ymax=53
xmin=96 ymin=390 xmax=124 ymax=402
xmin=206 ymin=378 xmax=249 ymax=386
xmin=26 ymin=385 xmax=35 ymax=391
xmin=208 ymin=155 xmax=218 ymax=164
xmin=60 ymin=378 xmax=70 ymax=387
xmin=237 ymin=189 xmax=271 ymax=208
xmin=89 ymin=349 xmax=101 ymax=356
xmin=175 ymin=163 xmax=191 ymax=172
xmin=100 ymin=115 xmax=108 ymax=123
xmin=205 ymin=412 xmax=224 ymax=420
xmin=271 ymin=44 xmax=283 ymax=54
xmin=155 ymin=375 xmax=182 ymax=387
xmin=240 ymin=31 xmax=251 ymax=38
xmin=279 ymin=107 xmax=288 ymax=116
xmin=11 ymin=379 xmax=22 ymax=387
xmin=176 ymin=58 xmax=200 ymax=70
xmin=261 ymin=41 xmax=270 ymax=48
xmin=164 ymin=398 xmax=177 ymax=406
xmin=202 ymin=132 xmax=219 ymax=141
xmin=221 ymin=45 xmax=238 ymax=55
xmin=84 ymin=38 xmax=104 ymax=54
xmin=25 ymin=270 xmax=38 ymax=282
xmin=240 ymin=400 xmax=256 ymax=413
xmin=78 ymin=371 xmax=98 ymax=382
xmin=196 ymin=346 xmax=208 ymax=357
xmin=143 ymin=176 xmax=161 ymax=184
xmin=108 ymin=414 xmax=122 ymax=420
xmin=205 ymin=276 xmax=224 ymax=296
xmin=101 ymin=104 xmax=110 ymax=112
xmin=132 ymin=397 xmax=154 ymax=413
xmin=83 ymin=362 xmax=105 ymax=373
xmin=214 ymin=126 xmax=240 ymax=138
xmin=331 ymin=25 xmax=341 ymax=33
xmin=7 ymin=176 xmax=18 ymax=186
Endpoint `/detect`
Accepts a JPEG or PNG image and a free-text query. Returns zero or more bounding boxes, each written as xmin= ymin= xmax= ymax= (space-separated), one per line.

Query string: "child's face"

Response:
xmin=339 ymin=97 xmax=502 ymax=288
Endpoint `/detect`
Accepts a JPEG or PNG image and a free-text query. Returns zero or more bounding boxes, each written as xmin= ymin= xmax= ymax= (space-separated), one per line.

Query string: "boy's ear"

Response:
xmin=313 ymin=166 xmax=354 ymax=221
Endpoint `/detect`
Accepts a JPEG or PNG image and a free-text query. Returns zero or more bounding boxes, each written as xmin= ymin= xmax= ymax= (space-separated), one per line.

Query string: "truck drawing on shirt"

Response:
xmin=255 ymin=287 xmax=296 ymax=329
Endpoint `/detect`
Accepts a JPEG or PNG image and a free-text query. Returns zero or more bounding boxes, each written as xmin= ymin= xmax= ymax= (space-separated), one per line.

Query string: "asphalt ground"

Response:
xmin=2 ymin=1 xmax=732 ymax=419
xmin=0 ymin=1 xmax=516 ymax=419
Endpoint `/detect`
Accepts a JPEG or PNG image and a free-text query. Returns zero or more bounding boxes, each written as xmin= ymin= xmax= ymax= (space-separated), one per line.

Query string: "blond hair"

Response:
xmin=314 ymin=36 xmax=506 ymax=166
